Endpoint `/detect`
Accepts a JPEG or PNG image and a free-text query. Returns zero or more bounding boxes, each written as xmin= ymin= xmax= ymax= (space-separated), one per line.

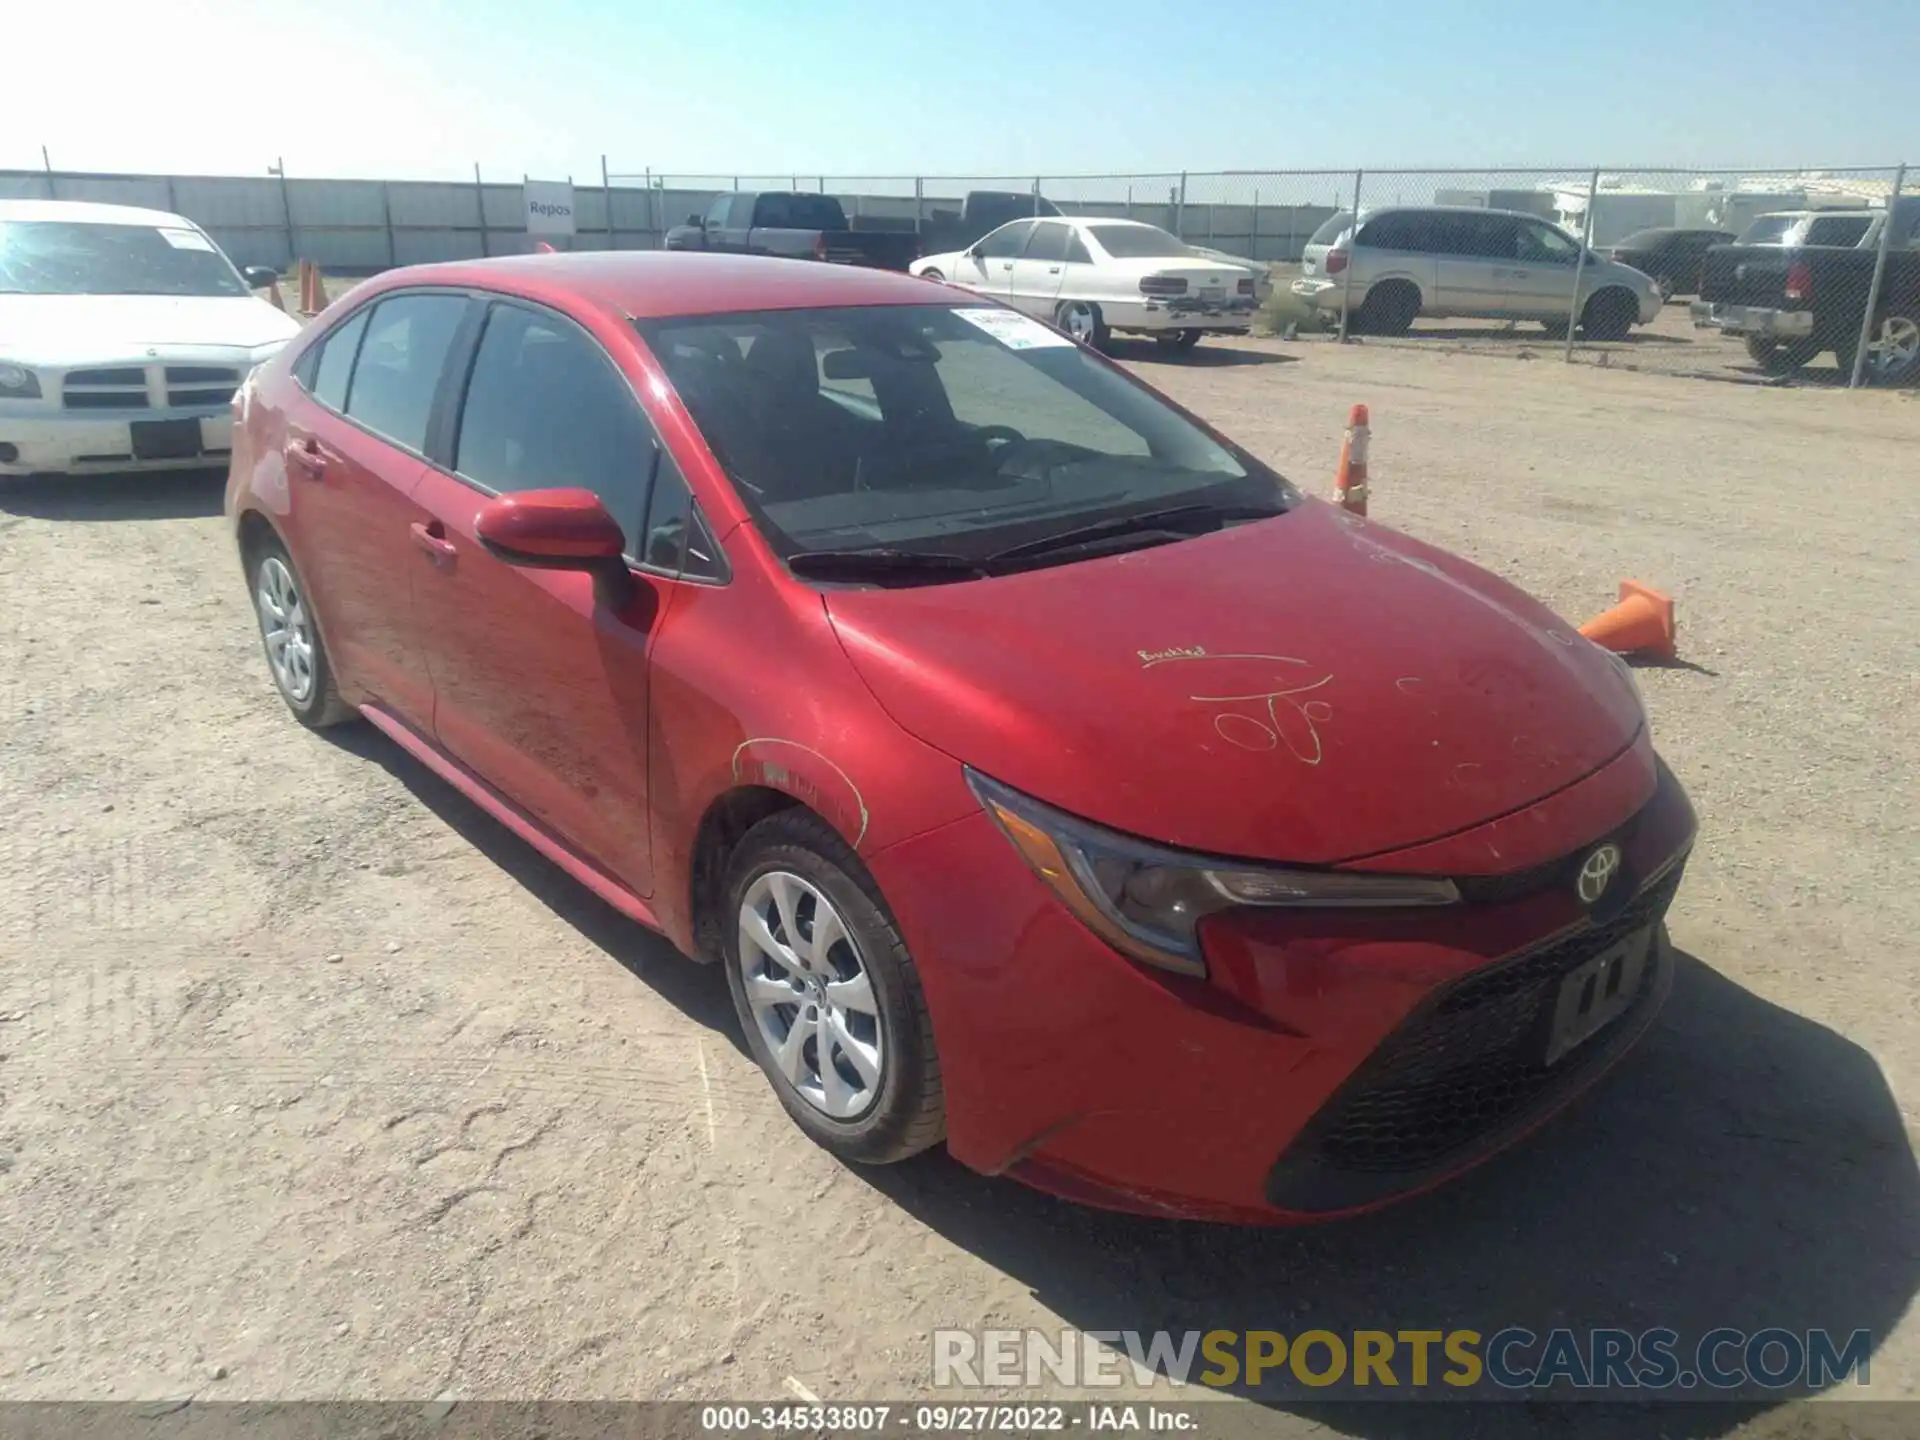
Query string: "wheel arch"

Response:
xmin=687 ymin=783 xmax=817 ymax=965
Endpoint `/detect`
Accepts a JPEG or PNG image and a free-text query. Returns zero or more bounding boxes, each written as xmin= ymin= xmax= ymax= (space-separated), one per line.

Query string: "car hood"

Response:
xmin=0 ymin=294 xmax=300 ymax=363
xmin=825 ymin=502 xmax=1643 ymax=865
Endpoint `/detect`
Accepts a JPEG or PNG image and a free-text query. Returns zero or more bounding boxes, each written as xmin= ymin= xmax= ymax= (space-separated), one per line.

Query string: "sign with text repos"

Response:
xmin=524 ymin=180 xmax=576 ymax=237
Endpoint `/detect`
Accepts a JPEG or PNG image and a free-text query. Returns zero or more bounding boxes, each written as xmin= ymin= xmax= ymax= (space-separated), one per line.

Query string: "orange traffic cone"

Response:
xmin=1579 ymin=579 xmax=1677 ymax=660
xmin=1333 ymin=403 xmax=1369 ymax=515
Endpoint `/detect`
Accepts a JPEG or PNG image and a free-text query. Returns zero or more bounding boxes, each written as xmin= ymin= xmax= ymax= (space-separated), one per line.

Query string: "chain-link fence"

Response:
xmin=7 ymin=159 xmax=1910 ymax=386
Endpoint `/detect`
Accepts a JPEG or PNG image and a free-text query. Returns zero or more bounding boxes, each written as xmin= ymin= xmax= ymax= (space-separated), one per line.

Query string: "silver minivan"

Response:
xmin=1293 ymin=205 xmax=1664 ymax=339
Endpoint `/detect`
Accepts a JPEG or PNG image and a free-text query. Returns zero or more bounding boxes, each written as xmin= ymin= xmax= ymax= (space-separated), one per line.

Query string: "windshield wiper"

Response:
xmin=985 ymin=502 xmax=1284 ymax=564
xmin=787 ymin=548 xmax=990 ymax=582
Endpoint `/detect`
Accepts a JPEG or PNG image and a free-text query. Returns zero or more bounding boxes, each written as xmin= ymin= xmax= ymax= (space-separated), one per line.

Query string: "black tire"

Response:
xmin=1580 ymin=289 xmax=1640 ymax=342
xmin=245 ymin=533 xmax=355 ymax=729
xmin=920 ymin=268 xmax=944 ymax=282
xmin=1540 ymin=318 xmax=1570 ymax=339
xmin=1745 ymin=335 xmax=1822 ymax=376
xmin=722 ymin=810 xmax=945 ymax=1165
xmin=1153 ymin=329 xmax=1203 ymax=352
xmin=1055 ymin=300 xmax=1110 ymax=352
xmin=1354 ymin=281 xmax=1420 ymax=337
xmin=1835 ymin=309 xmax=1920 ymax=386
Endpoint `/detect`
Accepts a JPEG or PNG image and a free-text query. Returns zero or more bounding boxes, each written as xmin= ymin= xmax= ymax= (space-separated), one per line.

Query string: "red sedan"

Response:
xmin=225 ymin=252 xmax=1695 ymax=1224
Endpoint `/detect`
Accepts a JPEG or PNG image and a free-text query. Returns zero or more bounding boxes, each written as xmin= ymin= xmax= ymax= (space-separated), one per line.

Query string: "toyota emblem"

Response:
xmin=1576 ymin=844 xmax=1623 ymax=905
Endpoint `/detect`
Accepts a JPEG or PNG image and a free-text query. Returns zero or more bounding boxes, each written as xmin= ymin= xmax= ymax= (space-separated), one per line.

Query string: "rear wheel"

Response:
xmin=919 ymin=268 xmax=944 ymax=282
xmin=1154 ymin=329 xmax=1203 ymax=353
xmin=1745 ymin=335 xmax=1822 ymax=376
xmin=247 ymin=536 xmax=354 ymax=729
xmin=1580 ymin=289 xmax=1640 ymax=342
xmin=723 ymin=810 xmax=944 ymax=1164
xmin=1835 ymin=309 xmax=1920 ymax=386
xmin=1353 ymin=281 xmax=1420 ymax=336
xmin=1056 ymin=300 xmax=1110 ymax=352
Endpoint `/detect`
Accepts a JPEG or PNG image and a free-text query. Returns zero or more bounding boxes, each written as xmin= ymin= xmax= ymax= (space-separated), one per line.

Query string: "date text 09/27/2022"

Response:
xmin=699 ymin=1404 xmax=1196 ymax=1433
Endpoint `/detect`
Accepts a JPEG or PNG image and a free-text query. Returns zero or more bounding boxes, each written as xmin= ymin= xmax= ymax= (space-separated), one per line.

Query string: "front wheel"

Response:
xmin=1055 ymin=300 xmax=1110 ymax=351
xmin=1580 ymin=289 xmax=1640 ymax=342
xmin=723 ymin=811 xmax=944 ymax=1165
xmin=1835 ymin=310 xmax=1920 ymax=386
xmin=1154 ymin=329 xmax=1203 ymax=353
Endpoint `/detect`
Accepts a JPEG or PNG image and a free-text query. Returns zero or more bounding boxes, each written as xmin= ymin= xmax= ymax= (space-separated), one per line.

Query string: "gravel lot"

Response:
xmin=1 ymin=327 xmax=1916 ymax=1438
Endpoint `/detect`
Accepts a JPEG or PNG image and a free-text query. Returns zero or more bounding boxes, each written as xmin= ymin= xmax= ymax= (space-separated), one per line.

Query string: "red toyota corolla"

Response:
xmin=225 ymin=252 xmax=1694 ymax=1224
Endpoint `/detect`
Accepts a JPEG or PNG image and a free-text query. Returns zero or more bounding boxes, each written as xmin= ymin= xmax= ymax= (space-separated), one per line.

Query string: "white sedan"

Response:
xmin=909 ymin=217 xmax=1260 ymax=352
xmin=0 ymin=199 xmax=299 ymax=479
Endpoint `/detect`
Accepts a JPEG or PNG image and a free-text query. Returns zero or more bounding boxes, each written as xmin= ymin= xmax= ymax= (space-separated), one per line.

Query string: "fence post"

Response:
xmin=1338 ymin=169 xmax=1362 ymax=343
xmin=1250 ymin=189 xmax=1260 ymax=263
xmin=601 ymin=154 xmax=613 ymax=250
xmin=1849 ymin=161 xmax=1907 ymax=389
xmin=1126 ymin=184 xmax=1133 ymax=221
xmin=381 ymin=180 xmax=397 ymax=268
xmin=645 ymin=168 xmax=655 ymax=248
xmin=1176 ymin=171 xmax=1188 ymax=239
xmin=473 ymin=162 xmax=488 ymax=257
xmin=1561 ymin=168 xmax=1602 ymax=362
xmin=41 ymin=144 xmax=55 ymax=199
xmin=273 ymin=157 xmax=295 ymax=270
xmin=914 ymin=176 xmax=924 ymax=236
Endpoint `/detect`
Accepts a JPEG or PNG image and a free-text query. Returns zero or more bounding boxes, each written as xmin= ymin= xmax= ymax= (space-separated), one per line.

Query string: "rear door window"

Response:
xmin=1356 ymin=213 xmax=1414 ymax=251
xmin=1023 ymin=222 xmax=1071 ymax=263
xmin=343 ymin=293 xmax=468 ymax=453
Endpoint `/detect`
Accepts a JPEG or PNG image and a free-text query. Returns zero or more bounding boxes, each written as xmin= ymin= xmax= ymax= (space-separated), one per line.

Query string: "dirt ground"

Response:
xmin=1 ymin=327 xmax=1917 ymax=1438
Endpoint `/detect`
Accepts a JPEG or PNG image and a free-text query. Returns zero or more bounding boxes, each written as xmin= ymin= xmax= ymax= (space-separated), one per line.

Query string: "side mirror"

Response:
xmin=474 ymin=487 xmax=635 ymax=608
xmin=688 ymin=213 xmax=705 ymax=227
xmin=243 ymin=265 xmax=281 ymax=289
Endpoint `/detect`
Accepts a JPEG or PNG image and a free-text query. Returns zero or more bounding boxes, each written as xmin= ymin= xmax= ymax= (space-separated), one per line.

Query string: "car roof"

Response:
xmin=0 ymin=198 xmax=198 ymax=229
xmin=366 ymin=250 xmax=973 ymax=320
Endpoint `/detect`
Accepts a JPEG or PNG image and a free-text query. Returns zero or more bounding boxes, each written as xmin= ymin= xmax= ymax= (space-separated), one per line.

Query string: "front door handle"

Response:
xmin=285 ymin=439 xmax=326 ymax=478
xmin=409 ymin=520 xmax=456 ymax=560
xmin=1048 ymin=266 xmax=1061 ymax=274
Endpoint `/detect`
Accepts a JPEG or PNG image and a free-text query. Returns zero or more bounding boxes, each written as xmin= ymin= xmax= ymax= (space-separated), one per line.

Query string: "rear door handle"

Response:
xmin=286 ymin=439 xmax=326 ymax=477
xmin=409 ymin=520 xmax=456 ymax=560
xmin=1048 ymin=266 xmax=1061 ymax=274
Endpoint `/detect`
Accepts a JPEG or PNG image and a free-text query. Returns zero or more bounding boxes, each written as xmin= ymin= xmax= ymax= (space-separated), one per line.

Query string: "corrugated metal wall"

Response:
xmin=0 ymin=168 xmax=1336 ymax=271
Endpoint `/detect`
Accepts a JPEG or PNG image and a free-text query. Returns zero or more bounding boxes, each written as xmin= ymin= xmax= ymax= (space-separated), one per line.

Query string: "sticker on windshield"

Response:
xmin=952 ymin=307 xmax=1075 ymax=350
xmin=158 ymin=228 xmax=216 ymax=251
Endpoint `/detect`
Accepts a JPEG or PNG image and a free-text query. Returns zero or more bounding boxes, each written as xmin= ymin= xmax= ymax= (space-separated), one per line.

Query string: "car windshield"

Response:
xmin=637 ymin=303 xmax=1294 ymax=571
xmin=1736 ymin=216 xmax=1797 ymax=245
xmin=1087 ymin=225 xmax=1197 ymax=260
xmin=0 ymin=220 xmax=250 ymax=297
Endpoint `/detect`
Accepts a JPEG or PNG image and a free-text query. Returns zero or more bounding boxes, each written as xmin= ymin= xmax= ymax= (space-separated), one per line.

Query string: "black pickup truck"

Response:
xmin=664 ymin=191 xmax=922 ymax=270
xmin=918 ymin=190 xmax=1064 ymax=255
xmin=1692 ymin=199 xmax=1920 ymax=382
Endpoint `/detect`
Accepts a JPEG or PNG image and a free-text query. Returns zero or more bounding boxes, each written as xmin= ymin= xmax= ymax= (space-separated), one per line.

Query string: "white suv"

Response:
xmin=1292 ymin=205 xmax=1663 ymax=339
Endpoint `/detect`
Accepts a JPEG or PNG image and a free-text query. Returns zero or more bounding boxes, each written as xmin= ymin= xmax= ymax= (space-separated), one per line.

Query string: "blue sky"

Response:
xmin=9 ymin=0 xmax=1912 ymax=182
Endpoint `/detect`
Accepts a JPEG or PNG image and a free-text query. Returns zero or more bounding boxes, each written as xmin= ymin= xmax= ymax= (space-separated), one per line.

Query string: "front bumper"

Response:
xmin=1103 ymin=296 xmax=1259 ymax=334
xmin=868 ymin=746 xmax=1695 ymax=1225
xmin=0 ymin=407 xmax=234 ymax=477
xmin=1689 ymin=301 xmax=1814 ymax=340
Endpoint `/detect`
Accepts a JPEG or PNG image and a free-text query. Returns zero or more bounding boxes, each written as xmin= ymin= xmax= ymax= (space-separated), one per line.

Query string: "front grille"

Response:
xmin=63 ymin=366 xmax=150 ymax=411
xmin=1268 ymin=864 xmax=1684 ymax=1207
xmin=164 ymin=365 xmax=240 ymax=408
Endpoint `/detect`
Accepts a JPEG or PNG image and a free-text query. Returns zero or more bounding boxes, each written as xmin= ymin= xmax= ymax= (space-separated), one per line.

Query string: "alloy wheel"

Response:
xmin=736 ymin=870 xmax=885 ymax=1120
xmin=1060 ymin=303 xmax=1097 ymax=343
xmin=1865 ymin=315 xmax=1920 ymax=382
xmin=255 ymin=556 xmax=316 ymax=705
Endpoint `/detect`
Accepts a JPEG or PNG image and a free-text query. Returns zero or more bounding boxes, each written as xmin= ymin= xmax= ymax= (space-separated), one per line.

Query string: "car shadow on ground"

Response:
xmin=313 ymin=724 xmax=1920 ymax=1438
xmin=855 ymin=949 xmax=1919 ymax=1436
xmin=0 ymin=467 xmax=228 ymax=521
xmin=1107 ymin=340 xmax=1299 ymax=368
xmin=1393 ymin=325 xmax=1694 ymax=347
xmin=322 ymin=722 xmax=748 ymax=1054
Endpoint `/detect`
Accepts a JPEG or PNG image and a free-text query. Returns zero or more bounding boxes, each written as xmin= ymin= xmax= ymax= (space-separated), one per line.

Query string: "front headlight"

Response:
xmin=0 ymin=362 xmax=41 ymax=399
xmin=967 ymin=769 xmax=1460 ymax=977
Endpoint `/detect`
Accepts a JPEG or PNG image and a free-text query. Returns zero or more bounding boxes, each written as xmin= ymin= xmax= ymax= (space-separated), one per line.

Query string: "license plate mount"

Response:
xmin=131 ymin=418 xmax=204 ymax=461
xmin=1544 ymin=926 xmax=1654 ymax=1066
